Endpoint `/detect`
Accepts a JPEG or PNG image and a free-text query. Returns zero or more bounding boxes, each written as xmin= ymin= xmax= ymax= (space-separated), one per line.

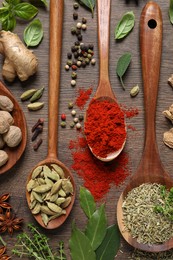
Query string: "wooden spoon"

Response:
xmin=117 ymin=1 xmax=173 ymax=252
xmin=84 ymin=0 xmax=126 ymax=162
xmin=26 ymin=0 xmax=75 ymax=229
xmin=0 ymin=81 xmax=27 ymax=175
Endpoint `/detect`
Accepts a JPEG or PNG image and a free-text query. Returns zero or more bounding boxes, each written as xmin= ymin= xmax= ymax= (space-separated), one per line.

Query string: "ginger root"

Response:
xmin=0 ymin=30 xmax=38 ymax=82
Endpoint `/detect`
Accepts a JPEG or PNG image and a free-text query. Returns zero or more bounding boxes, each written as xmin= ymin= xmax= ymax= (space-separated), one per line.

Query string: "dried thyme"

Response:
xmin=130 ymin=248 xmax=173 ymax=260
xmin=122 ymin=183 xmax=173 ymax=244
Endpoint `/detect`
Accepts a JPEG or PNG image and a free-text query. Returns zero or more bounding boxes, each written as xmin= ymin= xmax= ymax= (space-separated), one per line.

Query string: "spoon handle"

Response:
xmin=96 ymin=0 xmax=114 ymax=98
xmin=140 ymin=2 xmax=162 ymax=157
xmin=48 ymin=0 xmax=64 ymax=158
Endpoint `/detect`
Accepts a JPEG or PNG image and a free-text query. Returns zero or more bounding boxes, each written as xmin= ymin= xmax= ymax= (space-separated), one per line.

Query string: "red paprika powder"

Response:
xmin=75 ymin=87 xmax=93 ymax=109
xmin=84 ymin=99 xmax=126 ymax=158
xmin=69 ymin=135 xmax=129 ymax=201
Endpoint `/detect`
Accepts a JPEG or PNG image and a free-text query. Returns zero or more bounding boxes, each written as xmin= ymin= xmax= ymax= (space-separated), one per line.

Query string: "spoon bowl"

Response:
xmin=0 ymin=81 xmax=27 ymax=175
xmin=117 ymin=1 xmax=173 ymax=252
xmin=84 ymin=0 xmax=126 ymax=162
xmin=26 ymin=0 xmax=75 ymax=229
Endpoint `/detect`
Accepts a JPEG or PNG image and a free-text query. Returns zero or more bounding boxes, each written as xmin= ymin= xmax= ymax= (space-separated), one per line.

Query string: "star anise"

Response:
xmin=0 ymin=246 xmax=10 ymax=259
xmin=0 ymin=194 xmax=11 ymax=214
xmin=0 ymin=209 xmax=23 ymax=235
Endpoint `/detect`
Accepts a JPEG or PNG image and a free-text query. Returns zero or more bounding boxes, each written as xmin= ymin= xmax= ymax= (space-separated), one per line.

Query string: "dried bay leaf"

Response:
xmin=96 ymin=224 xmax=120 ymax=260
xmin=85 ymin=204 xmax=107 ymax=251
xmin=79 ymin=186 xmax=96 ymax=218
xmin=69 ymin=222 xmax=96 ymax=260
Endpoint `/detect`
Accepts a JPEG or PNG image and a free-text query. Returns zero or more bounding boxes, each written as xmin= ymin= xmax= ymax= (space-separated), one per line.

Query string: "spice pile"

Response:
xmin=122 ymin=183 xmax=173 ymax=244
xmin=84 ymin=98 xmax=126 ymax=158
xmin=69 ymin=135 xmax=129 ymax=201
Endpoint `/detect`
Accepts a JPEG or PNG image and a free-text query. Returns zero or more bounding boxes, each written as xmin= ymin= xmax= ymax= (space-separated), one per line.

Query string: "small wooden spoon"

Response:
xmin=85 ymin=0 xmax=126 ymax=162
xmin=0 ymin=81 xmax=27 ymax=175
xmin=117 ymin=1 xmax=173 ymax=252
xmin=26 ymin=0 xmax=75 ymax=229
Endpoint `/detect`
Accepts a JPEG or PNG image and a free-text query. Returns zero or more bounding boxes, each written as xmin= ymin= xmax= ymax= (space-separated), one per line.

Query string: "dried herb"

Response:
xmin=169 ymin=0 xmax=173 ymax=24
xmin=24 ymin=19 xmax=43 ymax=47
xmin=69 ymin=187 xmax=120 ymax=259
xmin=96 ymin=225 xmax=120 ymax=260
xmin=122 ymin=183 xmax=173 ymax=244
xmin=116 ymin=53 xmax=131 ymax=90
xmin=115 ymin=11 xmax=135 ymax=39
xmin=12 ymin=223 xmax=66 ymax=259
xmin=78 ymin=0 xmax=95 ymax=18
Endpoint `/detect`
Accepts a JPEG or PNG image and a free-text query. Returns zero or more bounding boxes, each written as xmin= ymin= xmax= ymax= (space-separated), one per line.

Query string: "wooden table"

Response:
xmin=0 ymin=0 xmax=173 ymax=259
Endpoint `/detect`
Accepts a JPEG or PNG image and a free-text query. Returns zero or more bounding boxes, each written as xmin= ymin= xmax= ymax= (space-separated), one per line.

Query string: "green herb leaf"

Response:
xmin=169 ymin=0 xmax=173 ymax=24
xmin=69 ymin=222 xmax=96 ymax=260
xmin=115 ymin=11 xmax=135 ymax=39
xmin=14 ymin=2 xmax=38 ymax=20
xmin=41 ymin=0 xmax=48 ymax=7
xmin=2 ymin=14 xmax=16 ymax=31
xmin=0 ymin=7 xmax=9 ymax=22
xmin=78 ymin=0 xmax=95 ymax=18
xmin=85 ymin=204 xmax=107 ymax=251
xmin=96 ymin=224 xmax=120 ymax=260
xmin=116 ymin=52 xmax=131 ymax=90
xmin=23 ymin=19 xmax=43 ymax=47
xmin=79 ymin=186 xmax=96 ymax=218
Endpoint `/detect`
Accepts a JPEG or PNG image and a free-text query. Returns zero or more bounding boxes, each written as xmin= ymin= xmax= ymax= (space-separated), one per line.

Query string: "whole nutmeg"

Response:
xmin=3 ymin=125 xmax=22 ymax=147
xmin=0 ymin=116 xmax=10 ymax=134
xmin=0 ymin=135 xmax=5 ymax=149
xmin=0 ymin=95 xmax=14 ymax=112
xmin=0 ymin=150 xmax=8 ymax=167
xmin=0 ymin=111 xmax=14 ymax=125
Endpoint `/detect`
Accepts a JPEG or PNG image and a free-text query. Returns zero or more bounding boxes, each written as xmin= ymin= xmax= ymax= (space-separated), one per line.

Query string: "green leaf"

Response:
xmin=78 ymin=0 xmax=95 ymax=18
xmin=96 ymin=225 xmax=120 ymax=260
xmin=115 ymin=11 xmax=135 ymax=39
xmin=0 ymin=7 xmax=9 ymax=22
xmin=41 ymin=0 xmax=48 ymax=7
xmin=14 ymin=2 xmax=38 ymax=20
xmin=169 ymin=0 xmax=173 ymax=24
xmin=79 ymin=187 xmax=96 ymax=218
xmin=23 ymin=19 xmax=43 ymax=47
xmin=116 ymin=52 xmax=131 ymax=90
xmin=2 ymin=14 xmax=16 ymax=31
xmin=85 ymin=204 xmax=107 ymax=251
xmin=69 ymin=222 xmax=96 ymax=260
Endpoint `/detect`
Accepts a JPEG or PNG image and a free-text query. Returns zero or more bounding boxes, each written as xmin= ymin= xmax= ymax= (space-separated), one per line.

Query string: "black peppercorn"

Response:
xmin=72 ymin=60 xmax=77 ymax=66
xmin=71 ymin=46 xmax=76 ymax=52
xmin=76 ymin=29 xmax=81 ymax=35
xmin=71 ymin=72 xmax=77 ymax=79
xmin=67 ymin=52 xmax=72 ymax=59
xmin=73 ymin=2 xmax=79 ymax=9
xmin=77 ymin=34 xmax=83 ymax=41
xmin=81 ymin=61 xmax=86 ymax=67
xmin=71 ymin=27 xmax=76 ymax=35
xmin=75 ymin=41 xmax=80 ymax=46
xmin=73 ymin=12 xmax=78 ymax=20
xmin=82 ymin=17 xmax=87 ymax=24
xmin=74 ymin=52 xmax=78 ymax=59
xmin=88 ymin=44 xmax=94 ymax=50
xmin=85 ymin=58 xmax=90 ymax=64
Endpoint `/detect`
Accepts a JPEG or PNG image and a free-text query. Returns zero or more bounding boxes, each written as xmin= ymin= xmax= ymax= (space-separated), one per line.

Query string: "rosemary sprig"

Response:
xmin=12 ymin=223 xmax=66 ymax=260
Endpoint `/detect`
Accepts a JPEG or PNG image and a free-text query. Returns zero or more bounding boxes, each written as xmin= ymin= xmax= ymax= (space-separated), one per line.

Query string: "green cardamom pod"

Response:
xmin=130 ymin=85 xmax=139 ymax=97
xmin=27 ymin=102 xmax=44 ymax=111
xmin=30 ymin=87 xmax=45 ymax=102
xmin=20 ymin=89 xmax=37 ymax=101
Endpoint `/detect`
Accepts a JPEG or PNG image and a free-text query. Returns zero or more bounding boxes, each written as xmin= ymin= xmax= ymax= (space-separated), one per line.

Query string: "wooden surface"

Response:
xmin=1 ymin=0 xmax=173 ymax=259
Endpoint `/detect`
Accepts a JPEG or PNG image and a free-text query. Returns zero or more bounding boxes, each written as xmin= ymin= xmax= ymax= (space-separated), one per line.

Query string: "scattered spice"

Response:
xmin=69 ymin=135 xmax=129 ymax=201
xmin=131 ymin=248 xmax=173 ymax=260
xmin=33 ymin=138 xmax=43 ymax=151
xmin=31 ymin=118 xmax=44 ymax=150
xmin=75 ymin=87 xmax=93 ymax=109
xmin=0 ymin=208 xmax=23 ymax=235
xmin=32 ymin=118 xmax=44 ymax=132
xmin=31 ymin=125 xmax=43 ymax=141
xmin=0 ymin=242 xmax=10 ymax=260
xmin=122 ymin=183 xmax=173 ymax=244
xmin=84 ymin=99 xmax=126 ymax=158
xmin=0 ymin=194 xmax=11 ymax=214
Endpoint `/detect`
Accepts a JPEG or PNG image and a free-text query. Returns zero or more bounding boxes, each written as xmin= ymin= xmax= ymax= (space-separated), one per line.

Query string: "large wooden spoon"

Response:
xmin=117 ymin=1 xmax=173 ymax=252
xmin=0 ymin=81 xmax=27 ymax=175
xmin=26 ymin=0 xmax=75 ymax=229
xmin=84 ymin=0 xmax=126 ymax=162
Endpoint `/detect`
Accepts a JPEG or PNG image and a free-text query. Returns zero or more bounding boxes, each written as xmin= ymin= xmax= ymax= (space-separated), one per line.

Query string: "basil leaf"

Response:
xmin=2 ymin=14 xmax=16 ymax=31
xmin=69 ymin=222 xmax=96 ymax=260
xmin=85 ymin=204 xmax=107 ymax=251
xmin=116 ymin=52 xmax=131 ymax=90
xmin=78 ymin=0 xmax=95 ymax=18
xmin=0 ymin=7 xmax=9 ymax=22
xmin=80 ymin=187 xmax=96 ymax=218
xmin=96 ymin=224 xmax=120 ymax=260
xmin=169 ymin=0 xmax=173 ymax=24
xmin=115 ymin=11 xmax=135 ymax=39
xmin=14 ymin=3 xmax=38 ymax=20
xmin=23 ymin=19 xmax=43 ymax=47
